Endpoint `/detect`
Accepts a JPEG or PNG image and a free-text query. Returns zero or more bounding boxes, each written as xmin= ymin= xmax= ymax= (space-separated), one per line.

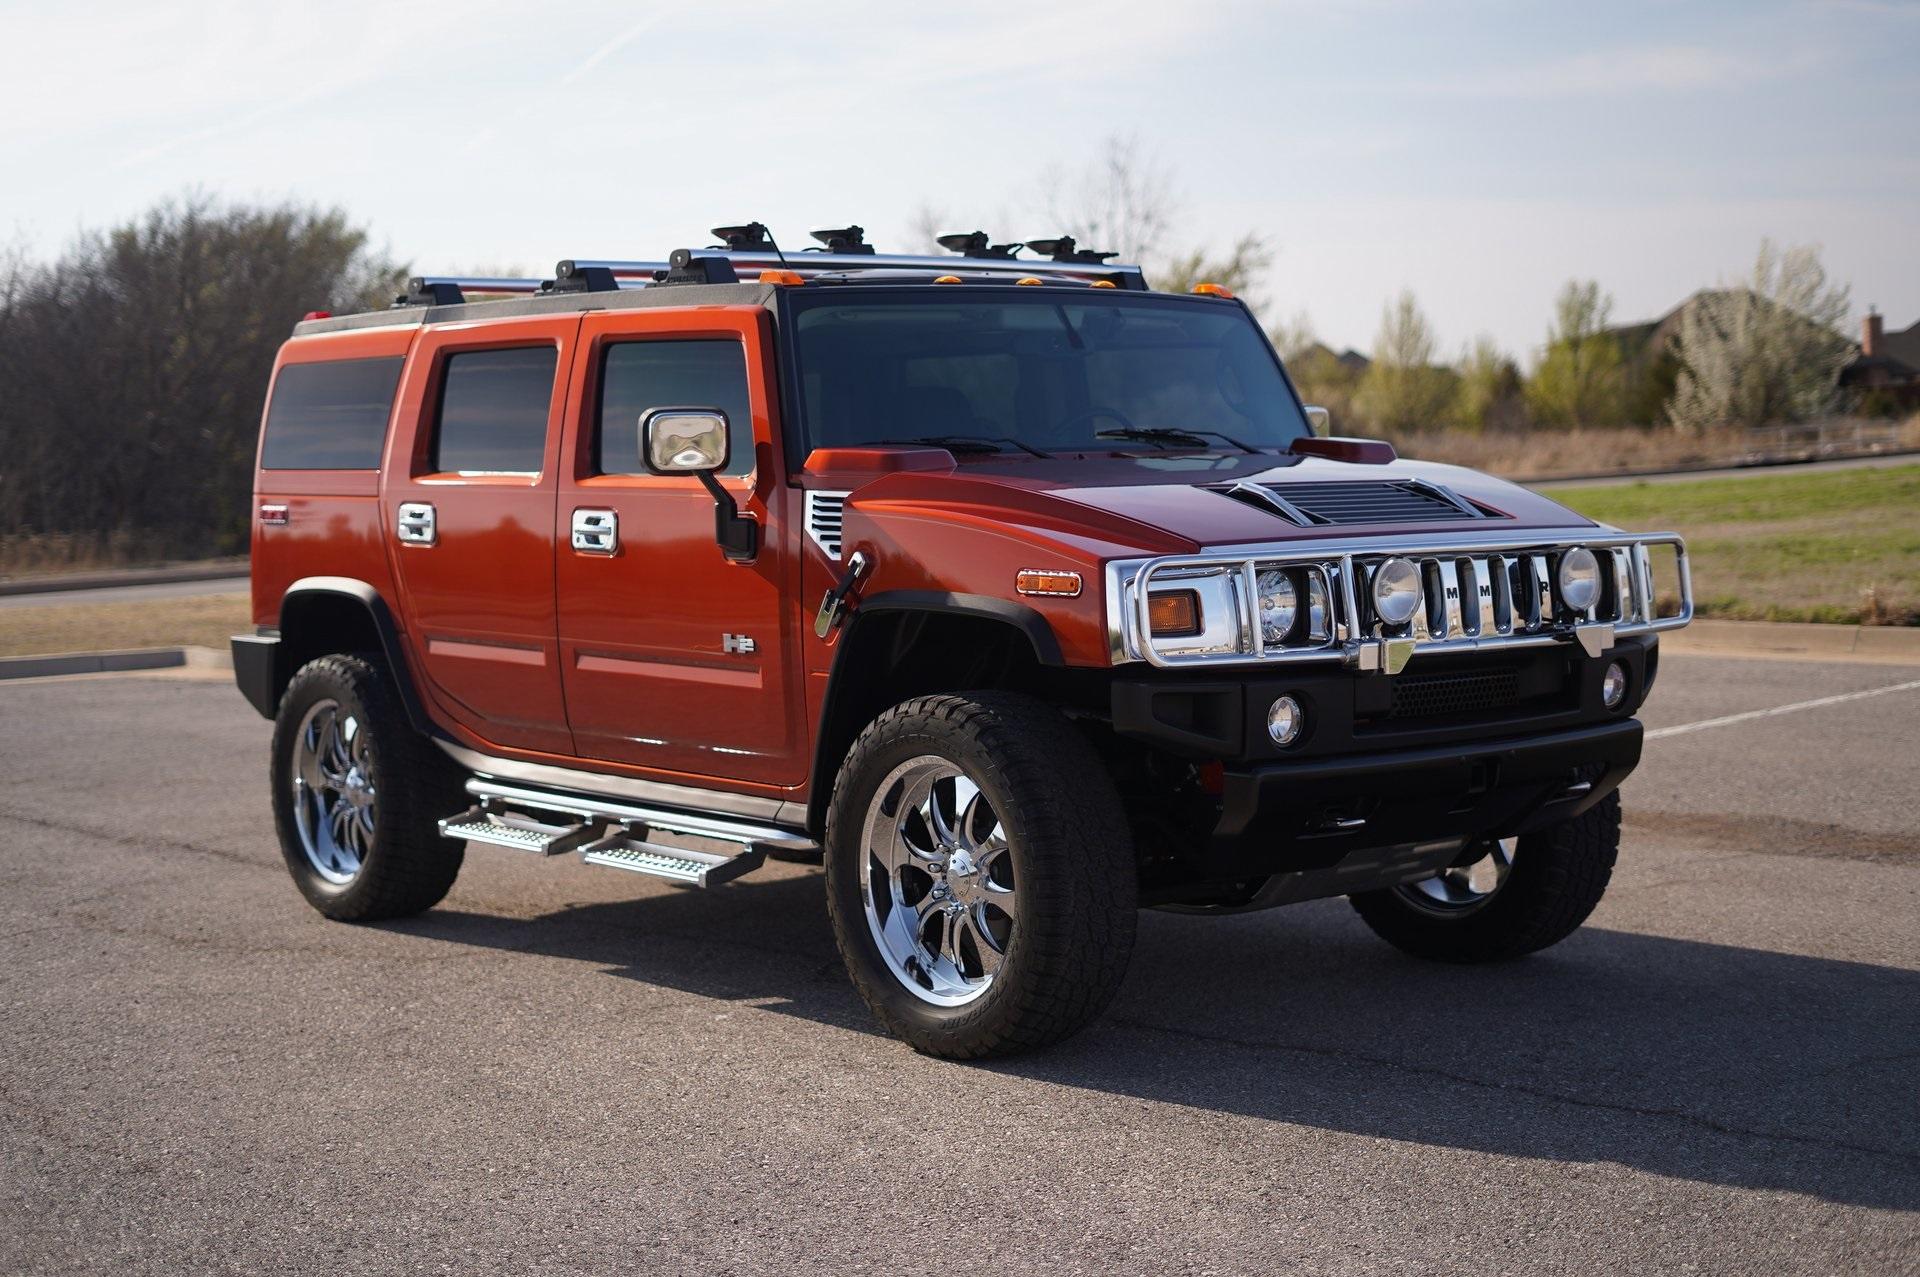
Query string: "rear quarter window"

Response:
xmin=259 ymin=357 xmax=404 ymax=469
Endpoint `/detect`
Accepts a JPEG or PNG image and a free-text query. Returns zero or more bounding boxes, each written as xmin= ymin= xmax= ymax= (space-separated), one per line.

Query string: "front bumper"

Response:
xmin=1149 ymin=718 xmax=1642 ymax=910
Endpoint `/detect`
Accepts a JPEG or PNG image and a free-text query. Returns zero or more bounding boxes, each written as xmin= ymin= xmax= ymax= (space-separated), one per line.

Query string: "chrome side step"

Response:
xmin=580 ymin=834 xmax=765 ymax=888
xmin=438 ymin=806 xmax=598 ymax=856
xmin=438 ymin=777 xmax=813 ymax=888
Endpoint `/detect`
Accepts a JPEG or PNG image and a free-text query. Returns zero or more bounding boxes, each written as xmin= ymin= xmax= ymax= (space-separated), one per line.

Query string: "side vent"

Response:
xmin=804 ymin=490 xmax=849 ymax=559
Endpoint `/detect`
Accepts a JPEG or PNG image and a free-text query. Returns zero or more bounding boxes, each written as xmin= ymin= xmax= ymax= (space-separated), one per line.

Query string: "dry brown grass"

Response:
xmin=1399 ymin=415 xmax=1918 ymax=481
xmin=0 ymin=593 xmax=250 ymax=658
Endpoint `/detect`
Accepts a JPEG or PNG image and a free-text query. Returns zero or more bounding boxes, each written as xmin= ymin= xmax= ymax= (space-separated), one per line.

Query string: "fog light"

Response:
xmin=1267 ymin=695 xmax=1304 ymax=746
xmin=1602 ymin=659 xmax=1629 ymax=709
xmin=1371 ymin=557 xmax=1422 ymax=627
xmin=1559 ymin=547 xmax=1601 ymax=613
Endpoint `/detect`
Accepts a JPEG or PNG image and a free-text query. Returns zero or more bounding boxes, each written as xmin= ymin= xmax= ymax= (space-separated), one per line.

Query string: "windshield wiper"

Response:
xmin=873 ymin=434 xmax=1053 ymax=458
xmin=1095 ymin=427 xmax=1255 ymax=453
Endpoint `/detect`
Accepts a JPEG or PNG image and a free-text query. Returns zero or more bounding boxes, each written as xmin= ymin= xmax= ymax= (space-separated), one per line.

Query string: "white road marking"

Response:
xmin=1646 ymin=678 xmax=1920 ymax=740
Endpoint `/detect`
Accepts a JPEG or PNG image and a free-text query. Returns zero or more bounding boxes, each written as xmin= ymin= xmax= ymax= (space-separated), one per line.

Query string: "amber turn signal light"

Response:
xmin=1015 ymin=570 xmax=1083 ymax=597
xmin=759 ymin=269 xmax=805 ymax=286
xmin=1147 ymin=590 xmax=1202 ymax=636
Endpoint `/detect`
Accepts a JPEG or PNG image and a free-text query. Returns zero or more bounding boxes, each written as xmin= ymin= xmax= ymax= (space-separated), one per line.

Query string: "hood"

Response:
xmin=819 ymin=449 xmax=1592 ymax=556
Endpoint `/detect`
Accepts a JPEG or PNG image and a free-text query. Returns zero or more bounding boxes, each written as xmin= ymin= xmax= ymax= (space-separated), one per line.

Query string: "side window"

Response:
xmin=260 ymin=357 xmax=403 ymax=469
xmin=597 ymin=340 xmax=753 ymax=476
xmin=432 ymin=346 xmax=558 ymax=474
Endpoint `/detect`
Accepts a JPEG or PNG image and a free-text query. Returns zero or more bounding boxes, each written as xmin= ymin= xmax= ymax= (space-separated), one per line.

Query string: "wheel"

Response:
xmin=270 ymin=654 xmax=467 ymax=921
xmin=1348 ymin=792 xmax=1621 ymax=963
xmin=824 ymin=693 xmax=1137 ymax=1059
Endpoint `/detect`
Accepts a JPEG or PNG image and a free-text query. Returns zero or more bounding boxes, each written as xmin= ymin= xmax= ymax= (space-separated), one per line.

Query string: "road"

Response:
xmin=2 ymin=655 xmax=1916 ymax=1274
xmin=1537 ymin=449 xmax=1918 ymax=490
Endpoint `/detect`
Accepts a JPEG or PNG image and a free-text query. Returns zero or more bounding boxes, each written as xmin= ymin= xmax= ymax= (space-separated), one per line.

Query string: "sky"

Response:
xmin=1 ymin=0 xmax=1915 ymax=358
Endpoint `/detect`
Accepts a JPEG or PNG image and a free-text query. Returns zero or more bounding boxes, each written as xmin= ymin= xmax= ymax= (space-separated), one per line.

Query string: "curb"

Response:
xmin=1662 ymin=619 xmax=1920 ymax=665
xmin=0 ymin=561 xmax=249 ymax=598
xmin=0 ymin=645 xmax=233 ymax=681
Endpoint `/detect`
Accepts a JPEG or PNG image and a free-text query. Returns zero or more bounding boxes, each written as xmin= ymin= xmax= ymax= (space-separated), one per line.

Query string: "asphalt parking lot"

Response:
xmin=2 ymin=654 xmax=1916 ymax=1274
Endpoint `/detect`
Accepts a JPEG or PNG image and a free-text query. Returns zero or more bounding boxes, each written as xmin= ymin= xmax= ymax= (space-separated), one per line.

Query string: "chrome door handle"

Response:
xmin=396 ymin=501 xmax=436 ymax=546
xmin=571 ymin=508 xmax=618 ymax=555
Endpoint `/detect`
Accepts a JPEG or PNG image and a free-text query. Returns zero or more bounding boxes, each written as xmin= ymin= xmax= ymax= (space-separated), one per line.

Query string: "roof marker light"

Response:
xmin=933 ymin=274 xmax=963 ymax=285
xmin=302 ymin=310 xmax=332 ymax=321
xmin=1192 ymin=282 xmax=1234 ymax=298
xmin=1015 ymin=277 xmax=1043 ymax=286
xmin=759 ymin=269 xmax=805 ymax=286
xmin=1089 ymin=280 xmax=1117 ymax=289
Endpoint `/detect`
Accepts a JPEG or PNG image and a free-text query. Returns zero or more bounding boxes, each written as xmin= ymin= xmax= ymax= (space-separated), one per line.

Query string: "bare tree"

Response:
xmin=1669 ymin=240 xmax=1854 ymax=432
xmin=1039 ymin=134 xmax=1176 ymax=264
xmin=1526 ymin=280 xmax=1624 ymax=428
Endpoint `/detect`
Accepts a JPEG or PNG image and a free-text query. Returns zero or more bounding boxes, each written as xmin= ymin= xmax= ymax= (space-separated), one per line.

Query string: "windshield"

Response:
xmin=782 ymin=290 xmax=1310 ymax=461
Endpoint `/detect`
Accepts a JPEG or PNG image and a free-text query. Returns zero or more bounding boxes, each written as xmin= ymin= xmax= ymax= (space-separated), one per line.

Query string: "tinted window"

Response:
xmin=598 ymin=340 xmax=753 ymax=476
xmin=786 ymin=292 xmax=1309 ymax=457
xmin=432 ymin=347 xmax=557 ymax=473
xmin=259 ymin=357 xmax=402 ymax=469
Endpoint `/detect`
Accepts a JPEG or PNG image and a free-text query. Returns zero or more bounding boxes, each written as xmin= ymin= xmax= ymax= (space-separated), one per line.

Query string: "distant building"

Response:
xmin=1840 ymin=309 xmax=1920 ymax=412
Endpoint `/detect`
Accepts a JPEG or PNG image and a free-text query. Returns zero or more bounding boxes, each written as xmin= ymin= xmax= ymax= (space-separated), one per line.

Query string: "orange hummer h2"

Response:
xmin=234 ymin=224 xmax=1693 ymax=1058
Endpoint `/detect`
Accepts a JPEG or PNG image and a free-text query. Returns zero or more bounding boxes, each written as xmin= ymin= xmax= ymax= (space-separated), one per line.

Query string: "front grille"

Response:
xmin=1222 ymin=480 xmax=1493 ymax=526
xmin=1387 ymin=667 xmax=1520 ymax=720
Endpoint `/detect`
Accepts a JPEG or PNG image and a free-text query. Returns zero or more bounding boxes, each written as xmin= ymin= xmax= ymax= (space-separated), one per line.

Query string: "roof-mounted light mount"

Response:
xmin=937 ymin=231 xmax=1023 ymax=260
xmin=711 ymin=222 xmax=776 ymax=252
xmin=1025 ymin=236 xmax=1118 ymax=265
xmin=810 ymin=225 xmax=874 ymax=255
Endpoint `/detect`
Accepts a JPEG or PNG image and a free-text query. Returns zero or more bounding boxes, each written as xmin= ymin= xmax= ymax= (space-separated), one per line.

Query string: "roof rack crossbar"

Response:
xmin=562 ymin=250 xmax=1147 ymax=288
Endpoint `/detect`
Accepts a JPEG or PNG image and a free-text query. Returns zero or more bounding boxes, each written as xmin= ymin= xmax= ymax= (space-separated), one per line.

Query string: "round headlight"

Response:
xmin=1559 ymin=547 xmax=1601 ymax=613
xmin=1602 ymin=659 xmax=1629 ymax=709
xmin=1267 ymin=695 xmax=1304 ymax=746
xmin=1371 ymin=557 xmax=1422 ymax=627
xmin=1256 ymin=569 xmax=1298 ymax=644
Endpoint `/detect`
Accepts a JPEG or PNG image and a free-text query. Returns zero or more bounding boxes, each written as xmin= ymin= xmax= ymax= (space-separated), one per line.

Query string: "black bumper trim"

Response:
xmin=1208 ymin=717 xmax=1643 ymax=877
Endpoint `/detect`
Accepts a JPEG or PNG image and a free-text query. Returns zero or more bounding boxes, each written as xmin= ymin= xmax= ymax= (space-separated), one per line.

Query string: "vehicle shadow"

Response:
xmin=390 ymin=870 xmax=1920 ymax=1211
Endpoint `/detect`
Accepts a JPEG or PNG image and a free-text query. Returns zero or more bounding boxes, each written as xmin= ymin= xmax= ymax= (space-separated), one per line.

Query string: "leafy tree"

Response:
xmin=1668 ymin=240 xmax=1854 ymax=432
xmin=0 ymin=196 xmax=402 ymax=559
xmin=1526 ymin=280 xmax=1624 ymax=428
xmin=1355 ymin=290 xmax=1458 ymax=433
xmin=1452 ymin=335 xmax=1526 ymax=432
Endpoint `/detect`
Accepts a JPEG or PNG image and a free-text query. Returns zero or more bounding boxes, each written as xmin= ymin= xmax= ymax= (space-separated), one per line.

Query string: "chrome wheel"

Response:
xmin=289 ymin=698 xmax=376 ymax=885
xmin=1393 ymin=838 xmax=1514 ymax=915
xmin=860 ymin=756 xmax=1018 ymax=1007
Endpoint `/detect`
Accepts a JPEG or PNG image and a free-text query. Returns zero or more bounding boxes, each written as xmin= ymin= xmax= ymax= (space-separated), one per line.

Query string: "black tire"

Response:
xmin=270 ymin=654 xmax=467 ymax=921
xmin=1348 ymin=791 xmax=1621 ymax=963
xmin=824 ymin=692 xmax=1137 ymax=1059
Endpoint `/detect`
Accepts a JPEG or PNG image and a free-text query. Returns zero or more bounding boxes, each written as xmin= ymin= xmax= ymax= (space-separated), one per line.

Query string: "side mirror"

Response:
xmin=641 ymin=409 xmax=730 ymax=474
xmin=639 ymin=408 xmax=757 ymax=563
xmin=1303 ymin=405 xmax=1332 ymax=438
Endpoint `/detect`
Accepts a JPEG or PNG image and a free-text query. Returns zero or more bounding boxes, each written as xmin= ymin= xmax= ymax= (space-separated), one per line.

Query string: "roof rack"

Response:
xmin=559 ymin=249 xmax=1146 ymax=290
xmin=392 ymin=275 xmax=546 ymax=308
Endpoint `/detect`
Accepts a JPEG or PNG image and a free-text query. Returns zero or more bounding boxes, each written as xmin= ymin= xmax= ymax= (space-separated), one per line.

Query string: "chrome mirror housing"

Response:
xmin=642 ymin=409 xmax=730 ymax=475
xmin=1303 ymin=405 xmax=1332 ymax=438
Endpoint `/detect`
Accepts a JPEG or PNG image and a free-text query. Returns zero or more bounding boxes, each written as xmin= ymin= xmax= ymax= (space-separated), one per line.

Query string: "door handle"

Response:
xmin=571 ymin=508 xmax=619 ymax=555
xmin=396 ymin=502 xmax=436 ymax=546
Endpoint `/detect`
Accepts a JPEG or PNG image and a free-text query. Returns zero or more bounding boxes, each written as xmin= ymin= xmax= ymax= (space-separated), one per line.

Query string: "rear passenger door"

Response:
xmin=554 ymin=307 xmax=805 ymax=786
xmin=385 ymin=316 xmax=582 ymax=757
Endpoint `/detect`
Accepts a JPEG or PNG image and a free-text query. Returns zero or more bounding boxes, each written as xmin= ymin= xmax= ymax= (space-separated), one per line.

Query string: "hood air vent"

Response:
xmin=1216 ymin=479 xmax=1498 ymax=527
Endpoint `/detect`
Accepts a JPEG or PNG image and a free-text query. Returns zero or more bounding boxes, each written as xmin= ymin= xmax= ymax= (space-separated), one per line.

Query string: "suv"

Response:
xmin=234 ymin=226 xmax=1692 ymax=1058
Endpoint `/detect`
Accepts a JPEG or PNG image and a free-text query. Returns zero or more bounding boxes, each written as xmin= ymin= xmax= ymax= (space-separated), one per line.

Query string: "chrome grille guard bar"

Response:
xmin=1105 ymin=527 xmax=1691 ymax=671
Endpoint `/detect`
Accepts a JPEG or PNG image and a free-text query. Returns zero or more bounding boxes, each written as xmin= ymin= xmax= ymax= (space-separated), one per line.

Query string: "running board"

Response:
xmin=438 ymin=776 xmax=812 ymax=888
xmin=439 ymin=806 xmax=598 ymax=856
xmin=580 ymin=834 xmax=764 ymax=888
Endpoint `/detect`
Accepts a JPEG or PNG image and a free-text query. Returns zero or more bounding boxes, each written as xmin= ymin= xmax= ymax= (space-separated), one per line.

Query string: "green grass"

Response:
xmin=1542 ymin=465 xmax=1920 ymax=625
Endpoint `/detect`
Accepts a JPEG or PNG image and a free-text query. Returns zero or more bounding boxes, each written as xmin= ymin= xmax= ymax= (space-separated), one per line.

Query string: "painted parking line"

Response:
xmin=1645 ymin=678 xmax=1920 ymax=741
